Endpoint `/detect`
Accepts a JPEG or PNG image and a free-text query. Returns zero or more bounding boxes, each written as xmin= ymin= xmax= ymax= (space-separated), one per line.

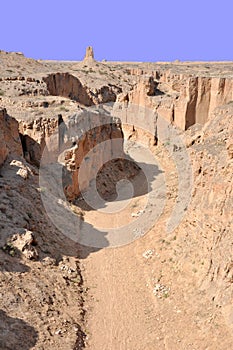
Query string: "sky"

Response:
xmin=0 ymin=0 xmax=232 ymax=62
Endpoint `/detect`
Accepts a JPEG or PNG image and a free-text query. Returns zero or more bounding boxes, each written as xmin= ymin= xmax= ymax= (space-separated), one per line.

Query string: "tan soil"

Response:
xmin=0 ymin=50 xmax=232 ymax=350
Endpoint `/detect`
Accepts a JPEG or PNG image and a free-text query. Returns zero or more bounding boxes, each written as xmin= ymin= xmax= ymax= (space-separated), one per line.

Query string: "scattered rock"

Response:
xmin=131 ymin=210 xmax=144 ymax=218
xmin=42 ymin=256 xmax=56 ymax=266
xmin=133 ymin=228 xmax=143 ymax=238
xmin=142 ymin=249 xmax=154 ymax=259
xmin=10 ymin=230 xmax=38 ymax=260
xmin=153 ymin=283 xmax=170 ymax=298
xmin=16 ymin=167 xmax=28 ymax=179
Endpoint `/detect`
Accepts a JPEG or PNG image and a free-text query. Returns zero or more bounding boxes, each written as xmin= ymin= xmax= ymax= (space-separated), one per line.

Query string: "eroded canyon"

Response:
xmin=0 ymin=47 xmax=232 ymax=349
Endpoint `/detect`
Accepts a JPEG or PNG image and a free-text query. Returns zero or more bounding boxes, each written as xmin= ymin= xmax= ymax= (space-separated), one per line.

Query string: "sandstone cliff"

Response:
xmin=0 ymin=108 xmax=22 ymax=167
xmin=117 ymin=66 xmax=233 ymax=132
xmin=0 ymin=50 xmax=232 ymax=348
xmin=190 ymin=105 xmax=233 ymax=305
xmin=61 ymin=110 xmax=124 ymax=201
xmin=43 ymin=73 xmax=121 ymax=106
xmin=43 ymin=73 xmax=94 ymax=106
xmin=175 ymin=103 xmax=233 ymax=327
xmin=19 ymin=116 xmax=60 ymax=166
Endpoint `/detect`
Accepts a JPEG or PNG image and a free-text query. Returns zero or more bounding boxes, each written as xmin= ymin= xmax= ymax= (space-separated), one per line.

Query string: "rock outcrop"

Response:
xmin=43 ymin=73 xmax=121 ymax=106
xmin=167 ymin=75 xmax=233 ymax=129
xmin=126 ymin=76 xmax=159 ymax=107
xmin=181 ymin=104 xmax=233 ymax=325
xmin=83 ymin=46 xmax=95 ymax=62
xmin=17 ymin=109 xmax=126 ymax=202
xmin=19 ymin=116 xmax=60 ymax=166
xmin=60 ymin=110 xmax=124 ymax=201
xmin=122 ymin=68 xmax=233 ymax=131
xmin=0 ymin=50 xmax=233 ymax=347
xmin=88 ymin=85 xmax=121 ymax=104
xmin=9 ymin=230 xmax=38 ymax=260
xmin=0 ymin=108 xmax=22 ymax=166
xmin=43 ymin=73 xmax=94 ymax=106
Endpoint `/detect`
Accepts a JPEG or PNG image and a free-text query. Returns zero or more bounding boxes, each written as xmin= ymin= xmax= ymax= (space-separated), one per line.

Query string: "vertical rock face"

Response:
xmin=123 ymin=69 xmax=233 ymax=131
xmin=186 ymin=106 xmax=233 ymax=317
xmin=83 ymin=46 xmax=95 ymax=62
xmin=60 ymin=110 xmax=124 ymax=201
xmin=43 ymin=73 xmax=94 ymax=106
xmin=115 ymin=77 xmax=168 ymax=145
xmin=19 ymin=117 xmax=60 ymax=166
xmin=159 ymin=73 xmax=233 ymax=129
xmin=15 ymin=108 xmax=125 ymax=202
xmin=127 ymin=76 xmax=158 ymax=108
xmin=43 ymin=73 xmax=120 ymax=106
xmin=0 ymin=108 xmax=22 ymax=166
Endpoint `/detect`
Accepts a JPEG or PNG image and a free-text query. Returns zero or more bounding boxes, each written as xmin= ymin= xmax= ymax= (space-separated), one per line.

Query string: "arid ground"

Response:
xmin=0 ymin=48 xmax=232 ymax=349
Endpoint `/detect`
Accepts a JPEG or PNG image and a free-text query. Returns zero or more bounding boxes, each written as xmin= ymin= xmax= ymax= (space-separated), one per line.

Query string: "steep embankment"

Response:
xmin=184 ymin=104 xmax=233 ymax=321
xmin=123 ymin=67 xmax=233 ymax=130
xmin=82 ymin=103 xmax=233 ymax=350
xmin=0 ymin=108 xmax=22 ymax=166
xmin=43 ymin=72 xmax=122 ymax=106
xmin=0 ymin=50 xmax=232 ymax=349
xmin=0 ymin=109 xmax=87 ymax=349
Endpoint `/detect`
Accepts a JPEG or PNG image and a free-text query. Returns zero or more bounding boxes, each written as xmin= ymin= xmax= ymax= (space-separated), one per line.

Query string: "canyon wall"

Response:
xmin=43 ymin=73 xmax=94 ymax=106
xmin=184 ymin=104 xmax=233 ymax=324
xmin=2 ymin=56 xmax=233 ymax=205
xmin=123 ymin=70 xmax=233 ymax=131
xmin=43 ymin=73 xmax=121 ymax=106
xmin=61 ymin=110 xmax=124 ymax=201
xmin=16 ymin=109 xmax=125 ymax=201
xmin=0 ymin=108 xmax=22 ymax=167
xmin=19 ymin=116 xmax=60 ymax=166
xmin=164 ymin=74 xmax=233 ymax=129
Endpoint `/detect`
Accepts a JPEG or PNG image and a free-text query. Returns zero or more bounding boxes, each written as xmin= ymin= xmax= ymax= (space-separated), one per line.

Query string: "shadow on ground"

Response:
xmin=0 ymin=310 xmax=38 ymax=350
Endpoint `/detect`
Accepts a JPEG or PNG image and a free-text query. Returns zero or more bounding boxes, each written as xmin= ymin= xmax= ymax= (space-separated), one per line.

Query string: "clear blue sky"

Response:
xmin=0 ymin=0 xmax=232 ymax=61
